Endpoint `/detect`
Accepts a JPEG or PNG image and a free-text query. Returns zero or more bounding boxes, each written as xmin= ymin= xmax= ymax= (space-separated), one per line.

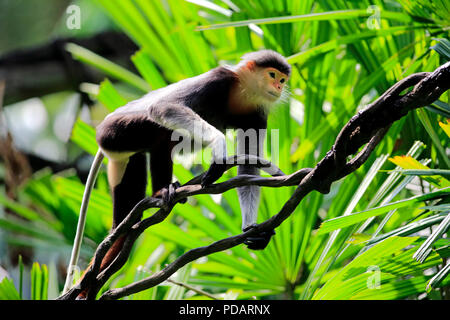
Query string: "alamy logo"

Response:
xmin=367 ymin=265 xmax=381 ymax=289
xmin=66 ymin=5 xmax=81 ymax=30
xmin=367 ymin=5 xmax=381 ymax=30
xmin=170 ymin=126 xmax=280 ymax=173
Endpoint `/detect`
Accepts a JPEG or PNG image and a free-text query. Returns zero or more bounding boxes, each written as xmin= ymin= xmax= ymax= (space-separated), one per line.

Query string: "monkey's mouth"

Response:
xmin=267 ymin=91 xmax=280 ymax=98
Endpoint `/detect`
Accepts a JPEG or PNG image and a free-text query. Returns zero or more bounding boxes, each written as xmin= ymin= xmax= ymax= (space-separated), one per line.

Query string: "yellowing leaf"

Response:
xmin=346 ymin=233 xmax=371 ymax=244
xmin=389 ymin=156 xmax=450 ymax=188
xmin=388 ymin=156 xmax=429 ymax=170
xmin=438 ymin=119 xmax=450 ymax=138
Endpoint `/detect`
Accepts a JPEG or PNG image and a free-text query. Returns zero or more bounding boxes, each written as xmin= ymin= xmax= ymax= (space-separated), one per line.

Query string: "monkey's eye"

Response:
xmin=280 ymin=78 xmax=285 ymax=84
xmin=269 ymin=72 xmax=276 ymax=79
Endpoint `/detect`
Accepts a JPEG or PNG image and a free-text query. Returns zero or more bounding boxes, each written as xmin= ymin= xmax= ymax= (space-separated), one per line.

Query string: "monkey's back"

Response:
xmin=96 ymin=111 xmax=173 ymax=153
xmin=170 ymin=66 xmax=238 ymax=130
xmin=96 ymin=67 xmax=237 ymax=152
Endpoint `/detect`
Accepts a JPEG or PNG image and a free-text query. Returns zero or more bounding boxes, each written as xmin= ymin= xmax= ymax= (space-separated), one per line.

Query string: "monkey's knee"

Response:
xmin=107 ymin=159 xmax=130 ymax=188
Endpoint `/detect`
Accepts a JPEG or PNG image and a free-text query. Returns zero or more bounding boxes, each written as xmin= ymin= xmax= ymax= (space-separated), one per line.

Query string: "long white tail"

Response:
xmin=63 ymin=149 xmax=104 ymax=293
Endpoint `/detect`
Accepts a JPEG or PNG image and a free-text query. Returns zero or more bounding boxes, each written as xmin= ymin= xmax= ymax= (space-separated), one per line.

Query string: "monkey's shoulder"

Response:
xmin=179 ymin=67 xmax=237 ymax=108
xmin=185 ymin=66 xmax=237 ymax=95
xmin=202 ymin=66 xmax=238 ymax=83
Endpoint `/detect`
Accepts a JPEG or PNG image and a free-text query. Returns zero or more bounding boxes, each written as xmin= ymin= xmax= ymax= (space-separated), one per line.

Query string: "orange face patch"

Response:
xmin=263 ymin=67 xmax=288 ymax=98
xmin=265 ymin=67 xmax=288 ymax=86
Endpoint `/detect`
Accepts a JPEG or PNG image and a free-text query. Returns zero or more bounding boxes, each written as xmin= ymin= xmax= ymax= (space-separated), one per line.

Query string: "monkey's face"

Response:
xmin=259 ymin=67 xmax=288 ymax=102
xmin=237 ymin=62 xmax=289 ymax=106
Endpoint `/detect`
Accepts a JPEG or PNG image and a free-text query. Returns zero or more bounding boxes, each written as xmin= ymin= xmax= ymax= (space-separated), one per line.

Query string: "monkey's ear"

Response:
xmin=245 ymin=60 xmax=256 ymax=71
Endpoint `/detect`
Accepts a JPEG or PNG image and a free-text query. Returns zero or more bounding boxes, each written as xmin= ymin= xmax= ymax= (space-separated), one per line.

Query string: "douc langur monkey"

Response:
xmin=63 ymin=50 xmax=291 ymax=295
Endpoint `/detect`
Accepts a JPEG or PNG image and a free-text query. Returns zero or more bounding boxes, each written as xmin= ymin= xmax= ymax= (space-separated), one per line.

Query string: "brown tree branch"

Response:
xmin=0 ymin=31 xmax=138 ymax=106
xmin=57 ymin=61 xmax=450 ymax=300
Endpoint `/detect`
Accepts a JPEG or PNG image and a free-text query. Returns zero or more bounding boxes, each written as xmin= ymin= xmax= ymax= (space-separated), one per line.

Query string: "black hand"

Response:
xmin=169 ymin=181 xmax=187 ymax=204
xmin=155 ymin=181 xmax=187 ymax=206
xmin=243 ymin=224 xmax=275 ymax=250
xmin=201 ymin=161 xmax=227 ymax=187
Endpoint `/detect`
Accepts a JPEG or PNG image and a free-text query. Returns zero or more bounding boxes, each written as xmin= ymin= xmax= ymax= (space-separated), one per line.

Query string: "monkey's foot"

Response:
xmin=201 ymin=161 xmax=227 ymax=187
xmin=243 ymin=224 xmax=275 ymax=250
xmin=153 ymin=181 xmax=187 ymax=209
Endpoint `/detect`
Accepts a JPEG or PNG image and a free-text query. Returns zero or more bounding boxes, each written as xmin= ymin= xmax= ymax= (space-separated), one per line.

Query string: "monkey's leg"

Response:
xmin=238 ymin=165 xmax=261 ymax=230
xmin=238 ymin=166 xmax=275 ymax=250
xmin=101 ymin=153 xmax=147 ymax=270
xmin=150 ymin=140 xmax=187 ymax=206
xmin=77 ymin=153 xmax=147 ymax=299
xmin=110 ymin=153 xmax=147 ymax=227
xmin=150 ymin=140 xmax=173 ymax=195
xmin=236 ymin=128 xmax=275 ymax=250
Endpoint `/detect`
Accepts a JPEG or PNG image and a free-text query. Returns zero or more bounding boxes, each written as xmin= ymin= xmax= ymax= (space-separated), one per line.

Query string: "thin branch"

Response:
xmin=166 ymin=279 xmax=221 ymax=300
